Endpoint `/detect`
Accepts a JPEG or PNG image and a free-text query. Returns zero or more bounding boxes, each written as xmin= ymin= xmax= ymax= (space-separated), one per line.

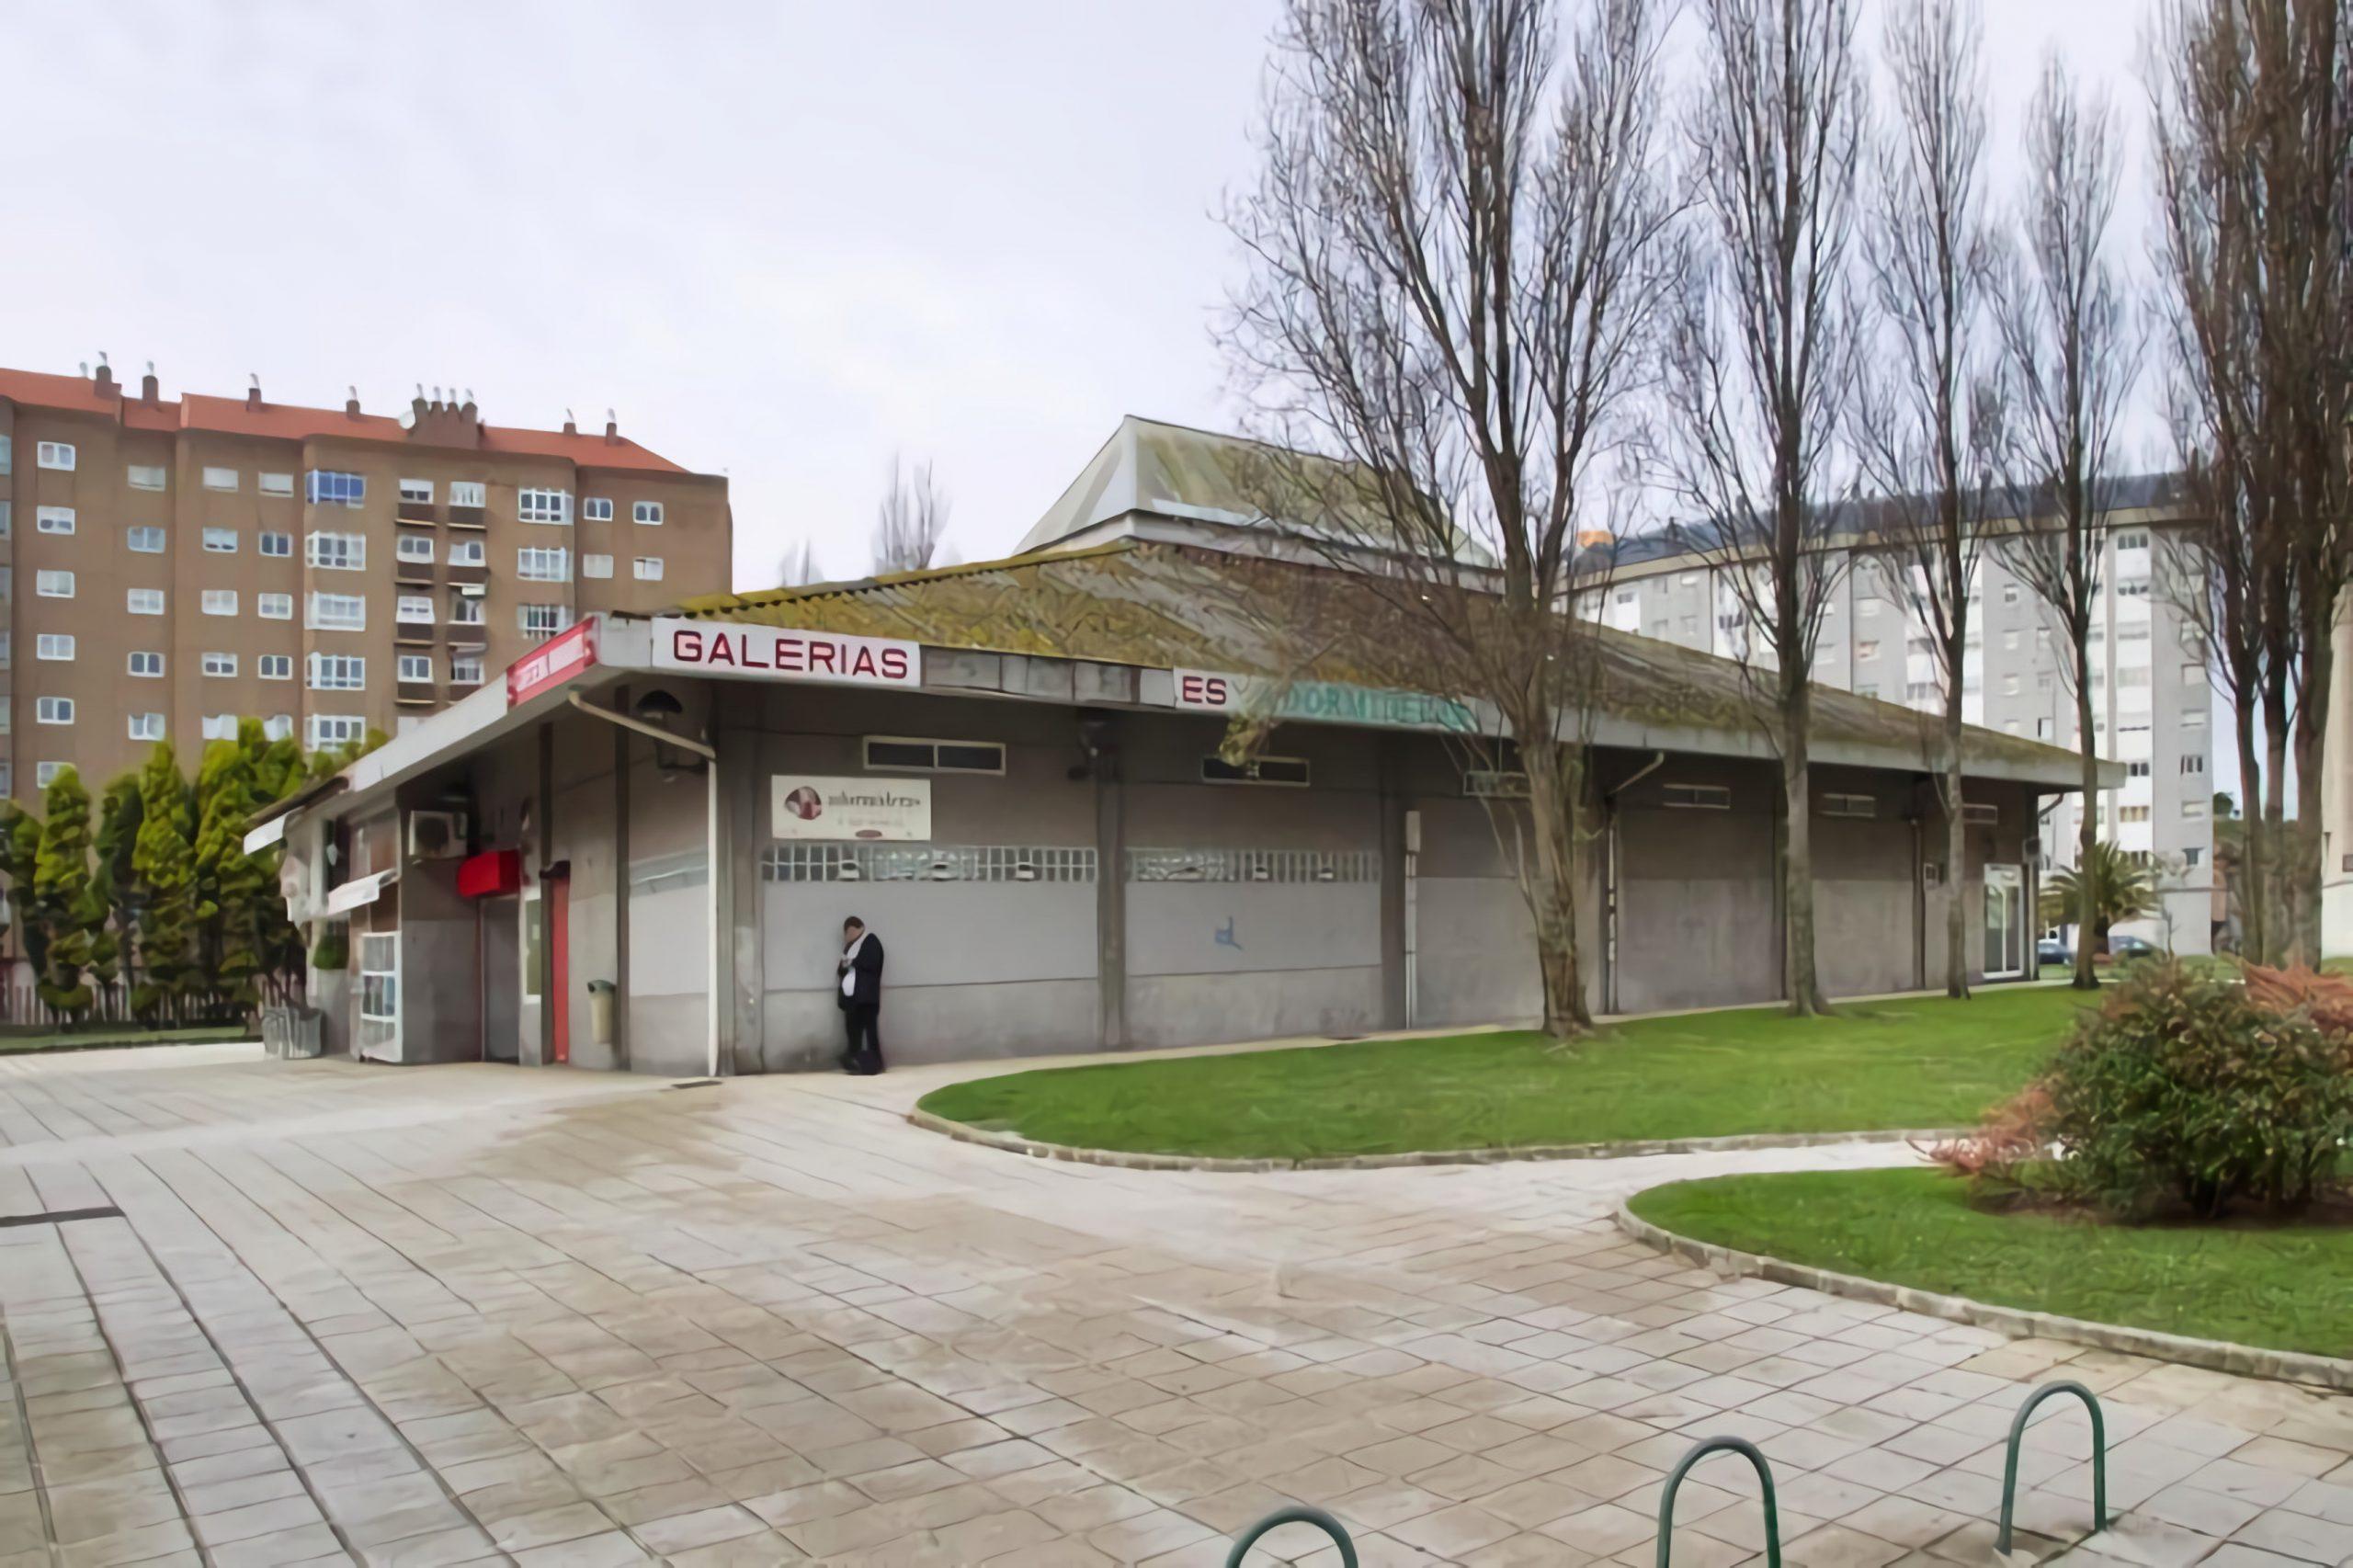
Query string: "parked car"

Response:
xmin=2037 ymin=935 xmax=2071 ymax=967
xmin=2107 ymin=934 xmax=2160 ymax=960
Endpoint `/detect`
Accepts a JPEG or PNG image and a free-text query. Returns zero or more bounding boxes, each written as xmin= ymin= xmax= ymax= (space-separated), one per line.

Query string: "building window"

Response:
xmin=201 ymin=589 xmax=237 ymax=616
xmin=129 ymin=651 xmax=164 ymax=677
xmin=448 ymin=480 xmax=485 ymax=507
xmin=36 ymin=698 xmax=74 ymax=725
xmin=202 ymin=527 xmax=238 ymax=553
xmin=123 ymin=526 xmax=166 ymax=555
xmin=258 ymin=592 xmax=293 ymax=619
xmin=448 ymin=538 xmax=485 ymax=567
xmin=398 ymin=477 xmax=433 ymax=505
xmin=34 ymin=764 xmax=66 ymax=789
xmin=2185 ymin=847 xmax=2203 ymax=867
xmin=2182 ymin=663 xmax=2202 ymax=687
xmin=201 ymin=466 xmax=239 ymax=492
xmin=259 ymin=530 xmax=291 ymax=556
xmin=263 ymin=714 xmax=293 ymax=741
xmin=307 ymin=531 xmax=365 ymax=570
xmin=306 ymin=714 xmax=366 ymax=749
xmin=396 ymin=595 xmax=435 ymax=624
xmin=1200 ymin=755 xmax=1311 ymax=786
xmin=2119 ymin=804 xmax=2151 ymax=824
xmin=2127 ymin=760 xmax=2151 ymax=778
xmin=2036 ymin=718 xmax=2053 ymax=740
xmin=633 ymin=556 xmax=665 ymax=581
xmin=450 ymin=654 xmax=484 ymax=686
xmin=2000 ymin=674 xmax=2020 ymax=696
xmin=36 ymin=440 xmax=74 ymax=471
xmin=0 ymin=501 xmax=11 ymax=540
xmin=1856 ymin=640 xmax=1878 ymax=660
xmin=307 ymin=653 xmax=366 ymax=690
xmin=304 ymin=470 xmax=366 ymax=506
xmin=35 ymin=635 xmax=74 ymax=661
xmin=359 ymin=931 xmax=398 ymax=1024
xmin=36 ymin=571 xmax=74 ymax=598
xmin=128 ymin=713 xmax=165 ymax=742
xmin=1961 ymin=802 xmax=2001 ymax=824
xmin=258 ymin=471 xmax=294 ymax=496
xmin=395 ymin=534 xmax=434 ymax=563
xmin=127 ymin=587 xmax=163 ymax=614
xmin=308 ymin=593 xmax=366 ymax=631
xmin=201 ymin=714 xmax=237 ymax=740
xmin=2115 ymin=579 xmax=2150 ymax=597
xmin=517 ymin=546 xmax=571 ymax=581
xmin=1857 ymin=683 xmax=1880 ymax=699
xmin=1818 ymin=792 xmax=1875 ymax=819
xmin=1661 ymin=782 xmax=1732 ymax=810
xmin=2181 ymin=755 xmax=2205 ymax=774
xmin=518 ymin=603 xmax=572 ymax=639
xmin=126 ymin=462 xmax=166 ymax=491
xmin=582 ymin=552 xmax=613 ymax=578
xmin=863 ymin=736 xmax=1006 ymax=775
xmin=2183 ymin=710 xmax=2207 ymax=729
xmin=449 ymin=595 xmax=486 ymax=626
xmin=36 ymin=506 xmax=74 ymax=535
xmin=632 ymin=501 xmax=664 ymax=526
xmin=2182 ymin=800 xmax=2208 ymax=819
xmin=397 ymin=653 xmax=433 ymax=683
xmin=517 ymin=487 xmax=571 ymax=525
xmin=581 ymin=497 xmax=614 ymax=522
xmin=258 ymin=653 xmax=292 ymax=680
xmin=201 ymin=652 xmax=237 ymax=677
xmin=2116 ymin=530 xmax=2148 ymax=550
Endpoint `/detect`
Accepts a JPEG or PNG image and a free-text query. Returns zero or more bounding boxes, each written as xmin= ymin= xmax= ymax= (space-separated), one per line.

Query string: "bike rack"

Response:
xmin=1998 ymin=1380 xmax=2108 ymax=1553
xmin=1656 ymin=1436 xmax=1780 ymax=1568
xmin=1225 ymin=1505 xmax=1358 ymax=1568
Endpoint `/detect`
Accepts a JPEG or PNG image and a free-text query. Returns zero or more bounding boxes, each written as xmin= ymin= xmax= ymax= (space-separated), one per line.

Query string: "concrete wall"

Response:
xmin=1611 ymin=757 xmax=1780 ymax=1015
xmin=1408 ymin=794 xmax=1544 ymax=1028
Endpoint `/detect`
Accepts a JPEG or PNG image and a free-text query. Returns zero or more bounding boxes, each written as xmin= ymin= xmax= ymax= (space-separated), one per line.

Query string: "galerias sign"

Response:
xmin=650 ymin=619 xmax=920 ymax=687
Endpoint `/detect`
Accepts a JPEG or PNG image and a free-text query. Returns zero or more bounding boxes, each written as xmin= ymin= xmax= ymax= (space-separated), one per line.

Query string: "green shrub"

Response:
xmin=2045 ymin=960 xmax=2353 ymax=1219
xmin=310 ymin=923 xmax=349 ymax=971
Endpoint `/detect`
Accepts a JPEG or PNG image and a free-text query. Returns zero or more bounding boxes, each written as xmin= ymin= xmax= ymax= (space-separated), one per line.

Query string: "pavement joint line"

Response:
xmin=0 ymin=1296 xmax=62 ymax=1567
xmin=1612 ymin=1196 xmax=2353 ymax=1394
xmin=0 ymin=1206 xmax=124 ymax=1228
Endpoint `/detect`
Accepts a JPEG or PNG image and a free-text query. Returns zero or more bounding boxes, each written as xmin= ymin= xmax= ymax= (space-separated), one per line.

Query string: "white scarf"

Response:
xmin=841 ymin=932 xmax=869 ymax=996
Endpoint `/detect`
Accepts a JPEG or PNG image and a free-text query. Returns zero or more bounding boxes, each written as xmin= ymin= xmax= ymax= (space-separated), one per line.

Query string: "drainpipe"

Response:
xmin=568 ymin=691 xmax=720 ymax=1077
xmin=1602 ymin=752 xmax=1666 ymax=1015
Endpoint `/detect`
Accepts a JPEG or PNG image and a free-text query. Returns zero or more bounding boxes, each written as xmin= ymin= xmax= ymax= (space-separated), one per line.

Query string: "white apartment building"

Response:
xmin=1592 ymin=488 xmax=2215 ymax=954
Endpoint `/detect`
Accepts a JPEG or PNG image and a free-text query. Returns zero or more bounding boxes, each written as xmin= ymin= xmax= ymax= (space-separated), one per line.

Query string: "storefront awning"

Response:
xmin=324 ymin=869 xmax=396 ymax=915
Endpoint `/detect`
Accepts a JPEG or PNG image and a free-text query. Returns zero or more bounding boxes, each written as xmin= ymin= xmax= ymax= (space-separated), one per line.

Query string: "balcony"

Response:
xmin=394 ymin=619 xmax=437 ymax=648
xmin=445 ymin=562 xmax=490 ymax=588
xmin=393 ymin=562 xmax=436 ymax=588
xmin=446 ymin=506 xmax=487 ymax=531
xmin=395 ymin=681 xmax=438 ymax=708
xmin=395 ymin=503 xmax=439 ymax=528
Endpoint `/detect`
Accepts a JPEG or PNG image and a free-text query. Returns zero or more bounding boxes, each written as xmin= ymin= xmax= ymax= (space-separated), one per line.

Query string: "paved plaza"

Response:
xmin=1 ymin=1042 xmax=2348 ymax=1567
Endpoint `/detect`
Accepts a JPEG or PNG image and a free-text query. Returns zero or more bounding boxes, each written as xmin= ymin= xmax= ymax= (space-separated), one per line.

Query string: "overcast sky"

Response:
xmin=14 ymin=0 xmax=2161 ymax=591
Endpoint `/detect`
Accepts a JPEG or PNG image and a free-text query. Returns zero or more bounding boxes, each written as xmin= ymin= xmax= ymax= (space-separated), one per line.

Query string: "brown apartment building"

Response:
xmin=0 ymin=363 xmax=731 ymax=801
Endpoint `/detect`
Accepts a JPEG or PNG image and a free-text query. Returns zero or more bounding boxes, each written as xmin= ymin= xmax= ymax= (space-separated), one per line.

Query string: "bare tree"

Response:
xmin=1657 ymin=0 xmax=1867 ymax=1017
xmin=1994 ymin=58 xmax=2139 ymax=989
xmin=1222 ymin=0 xmax=1681 ymax=1037
xmin=872 ymin=456 xmax=951 ymax=574
xmin=2152 ymin=0 xmax=2353 ymax=965
xmin=1852 ymin=0 xmax=1999 ymax=998
xmin=779 ymin=538 xmax=822 ymax=586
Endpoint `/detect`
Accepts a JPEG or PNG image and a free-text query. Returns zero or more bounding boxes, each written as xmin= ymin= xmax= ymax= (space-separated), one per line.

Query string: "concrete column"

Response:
xmin=535 ymin=720 xmax=554 ymax=1066
xmin=612 ymin=687 xmax=631 ymax=1071
xmin=1378 ymin=736 xmax=1408 ymax=1029
xmin=1095 ymin=733 xmax=1126 ymax=1050
xmin=715 ymin=722 xmax=765 ymax=1074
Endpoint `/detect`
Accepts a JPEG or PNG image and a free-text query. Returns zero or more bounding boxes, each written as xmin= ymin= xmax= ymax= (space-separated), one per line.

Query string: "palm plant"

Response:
xmin=2040 ymin=841 xmax=2155 ymax=949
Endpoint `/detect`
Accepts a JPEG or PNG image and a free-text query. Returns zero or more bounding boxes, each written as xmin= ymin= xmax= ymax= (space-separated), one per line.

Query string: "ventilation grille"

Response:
xmin=761 ymin=845 xmax=1096 ymax=883
xmin=1127 ymin=847 xmax=1379 ymax=883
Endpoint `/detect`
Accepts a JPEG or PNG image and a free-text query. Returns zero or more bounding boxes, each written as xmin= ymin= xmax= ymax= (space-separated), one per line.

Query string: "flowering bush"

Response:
xmin=2042 ymin=961 xmax=2352 ymax=1219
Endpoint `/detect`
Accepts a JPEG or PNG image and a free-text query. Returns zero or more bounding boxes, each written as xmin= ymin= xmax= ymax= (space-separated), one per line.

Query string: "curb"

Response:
xmin=1613 ymin=1199 xmax=2353 ymax=1394
xmin=904 ymin=1108 xmax=1969 ymax=1173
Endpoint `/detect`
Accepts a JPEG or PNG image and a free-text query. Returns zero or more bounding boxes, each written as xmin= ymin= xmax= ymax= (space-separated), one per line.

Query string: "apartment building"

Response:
xmin=0 ymin=363 xmax=730 ymax=801
xmin=1594 ymin=485 xmax=2215 ymax=953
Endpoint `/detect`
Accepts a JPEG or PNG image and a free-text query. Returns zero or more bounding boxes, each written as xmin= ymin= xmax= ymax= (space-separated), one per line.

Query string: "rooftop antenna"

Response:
xmin=97 ymin=350 xmax=108 ymax=369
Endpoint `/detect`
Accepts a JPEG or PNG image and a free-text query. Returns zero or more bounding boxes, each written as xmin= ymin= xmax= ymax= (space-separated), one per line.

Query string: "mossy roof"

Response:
xmin=676 ymin=539 xmax=2094 ymax=784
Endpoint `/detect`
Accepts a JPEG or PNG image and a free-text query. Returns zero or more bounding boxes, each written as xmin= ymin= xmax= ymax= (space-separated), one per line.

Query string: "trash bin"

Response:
xmin=585 ymin=980 xmax=617 ymax=1048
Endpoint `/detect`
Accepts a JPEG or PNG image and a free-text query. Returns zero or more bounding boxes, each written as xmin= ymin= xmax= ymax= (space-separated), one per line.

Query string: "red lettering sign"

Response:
xmin=649 ymin=619 xmax=920 ymax=687
xmin=506 ymin=618 xmax=598 ymax=706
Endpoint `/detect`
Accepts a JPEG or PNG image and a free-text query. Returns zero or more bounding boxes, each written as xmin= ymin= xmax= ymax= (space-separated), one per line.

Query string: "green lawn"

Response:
xmin=0 ymin=1024 xmax=250 ymax=1056
xmin=917 ymin=986 xmax=2094 ymax=1161
xmin=1631 ymin=1167 xmax=2353 ymax=1358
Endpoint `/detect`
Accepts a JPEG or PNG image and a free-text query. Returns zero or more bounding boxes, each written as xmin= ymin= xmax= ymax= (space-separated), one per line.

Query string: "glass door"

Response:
xmin=1984 ymin=864 xmax=2025 ymax=980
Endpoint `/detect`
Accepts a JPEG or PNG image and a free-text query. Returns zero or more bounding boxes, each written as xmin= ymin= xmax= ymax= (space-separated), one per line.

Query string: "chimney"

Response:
xmin=245 ymin=372 xmax=262 ymax=413
xmin=604 ymin=407 xmax=620 ymax=445
xmin=141 ymin=361 xmax=158 ymax=403
xmin=411 ymin=383 xmax=429 ymax=425
xmin=460 ymin=386 xmax=477 ymax=424
xmin=92 ymin=352 xmax=118 ymax=398
xmin=563 ymin=407 xmax=577 ymax=437
xmin=345 ymin=385 xmax=361 ymax=418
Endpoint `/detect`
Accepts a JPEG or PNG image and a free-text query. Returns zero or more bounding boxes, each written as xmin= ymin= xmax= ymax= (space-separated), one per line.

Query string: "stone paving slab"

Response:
xmin=0 ymin=1045 xmax=2346 ymax=1566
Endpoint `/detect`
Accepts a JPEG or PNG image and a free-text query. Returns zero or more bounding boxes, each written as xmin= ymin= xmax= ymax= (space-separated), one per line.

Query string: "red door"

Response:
xmin=547 ymin=870 xmax=572 ymax=1064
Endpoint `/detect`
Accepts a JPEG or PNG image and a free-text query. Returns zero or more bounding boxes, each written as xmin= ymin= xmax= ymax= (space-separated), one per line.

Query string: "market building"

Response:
xmin=248 ymin=419 xmax=2112 ymax=1074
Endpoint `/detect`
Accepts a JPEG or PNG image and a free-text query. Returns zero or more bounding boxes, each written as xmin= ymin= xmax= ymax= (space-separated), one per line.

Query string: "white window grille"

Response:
xmin=764 ymin=845 xmax=1098 ymax=883
xmin=1125 ymin=847 xmax=1375 ymax=883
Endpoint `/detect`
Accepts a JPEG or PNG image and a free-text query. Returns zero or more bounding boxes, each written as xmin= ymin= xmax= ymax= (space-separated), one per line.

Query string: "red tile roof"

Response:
xmin=0 ymin=366 xmax=697 ymax=474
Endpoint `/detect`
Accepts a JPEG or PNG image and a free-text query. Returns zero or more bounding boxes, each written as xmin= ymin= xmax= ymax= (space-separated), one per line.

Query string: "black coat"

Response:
xmin=837 ymin=933 xmax=884 ymax=1010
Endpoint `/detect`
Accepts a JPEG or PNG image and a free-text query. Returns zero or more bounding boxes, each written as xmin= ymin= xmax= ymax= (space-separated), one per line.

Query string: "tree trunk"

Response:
xmin=1523 ymin=742 xmax=1592 ymax=1039
xmin=2234 ymin=678 xmax=2267 ymax=963
xmin=1781 ymin=683 xmax=1828 ymax=1017
xmin=1944 ymin=680 xmax=1969 ymax=999
xmin=2073 ymin=644 xmax=2099 ymax=988
xmin=2262 ymin=676 xmax=2290 ymax=965
xmin=2290 ymin=653 xmax=2332 ymax=968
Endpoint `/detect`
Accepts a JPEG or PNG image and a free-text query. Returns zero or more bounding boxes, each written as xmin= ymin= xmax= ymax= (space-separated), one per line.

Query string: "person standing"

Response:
xmin=836 ymin=916 xmax=885 ymax=1074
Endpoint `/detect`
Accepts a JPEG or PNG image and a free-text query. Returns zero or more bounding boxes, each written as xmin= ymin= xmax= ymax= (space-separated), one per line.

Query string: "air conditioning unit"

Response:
xmin=1923 ymin=860 xmax=1945 ymax=887
xmin=408 ymin=810 xmax=469 ymax=860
